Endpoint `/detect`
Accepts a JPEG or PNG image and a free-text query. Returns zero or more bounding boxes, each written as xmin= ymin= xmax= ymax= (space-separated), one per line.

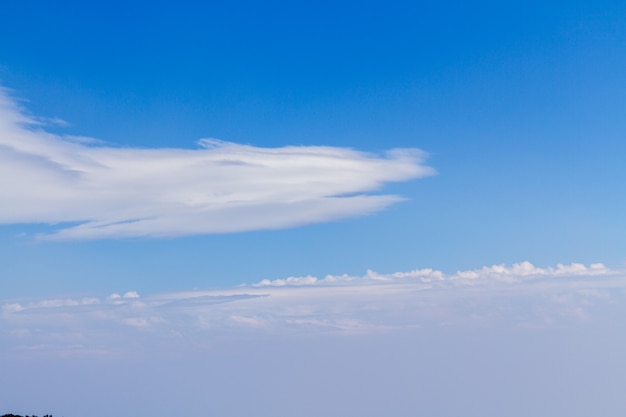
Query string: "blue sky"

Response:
xmin=1 ymin=0 xmax=624 ymax=297
xmin=1 ymin=1 xmax=626 ymax=416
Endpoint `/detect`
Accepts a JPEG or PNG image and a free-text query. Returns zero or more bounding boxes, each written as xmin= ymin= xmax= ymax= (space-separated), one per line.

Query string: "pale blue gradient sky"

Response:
xmin=1 ymin=0 xmax=626 ymax=415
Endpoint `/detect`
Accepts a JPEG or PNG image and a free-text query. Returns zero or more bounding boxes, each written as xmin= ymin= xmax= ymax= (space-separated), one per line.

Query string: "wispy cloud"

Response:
xmin=2 ymin=261 xmax=624 ymax=357
xmin=0 ymin=87 xmax=434 ymax=240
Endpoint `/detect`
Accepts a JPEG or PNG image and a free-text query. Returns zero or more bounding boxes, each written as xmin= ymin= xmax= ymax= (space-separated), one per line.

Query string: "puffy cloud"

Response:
xmin=0 ymin=87 xmax=434 ymax=240
xmin=122 ymin=291 xmax=140 ymax=298
xmin=253 ymin=261 xmax=614 ymax=287
xmin=451 ymin=261 xmax=611 ymax=281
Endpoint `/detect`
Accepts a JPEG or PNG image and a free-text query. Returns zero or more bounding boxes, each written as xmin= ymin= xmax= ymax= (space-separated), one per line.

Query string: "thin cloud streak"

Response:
xmin=0 ymin=87 xmax=434 ymax=240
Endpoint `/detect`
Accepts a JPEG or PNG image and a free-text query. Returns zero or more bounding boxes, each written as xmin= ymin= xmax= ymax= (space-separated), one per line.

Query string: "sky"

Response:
xmin=1 ymin=0 xmax=626 ymax=416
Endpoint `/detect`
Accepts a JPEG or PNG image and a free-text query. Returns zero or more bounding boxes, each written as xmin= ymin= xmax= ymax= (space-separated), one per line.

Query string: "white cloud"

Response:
xmin=253 ymin=261 xmax=614 ymax=287
xmin=0 ymin=87 xmax=434 ymax=240
xmin=122 ymin=291 xmax=140 ymax=298
xmin=122 ymin=317 xmax=150 ymax=328
xmin=2 ymin=261 xmax=624 ymax=357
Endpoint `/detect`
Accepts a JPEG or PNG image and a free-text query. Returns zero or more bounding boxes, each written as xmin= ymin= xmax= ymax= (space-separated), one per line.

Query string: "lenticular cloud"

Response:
xmin=0 ymin=88 xmax=434 ymax=240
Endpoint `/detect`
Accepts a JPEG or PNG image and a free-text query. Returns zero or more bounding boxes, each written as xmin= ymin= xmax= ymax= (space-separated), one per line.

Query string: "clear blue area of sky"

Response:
xmin=1 ymin=0 xmax=625 ymax=297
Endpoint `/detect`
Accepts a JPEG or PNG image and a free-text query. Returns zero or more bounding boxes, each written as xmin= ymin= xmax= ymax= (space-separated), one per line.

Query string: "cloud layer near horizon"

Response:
xmin=0 ymin=87 xmax=434 ymax=240
xmin=3 ymin=261 xmax=624 ymax=358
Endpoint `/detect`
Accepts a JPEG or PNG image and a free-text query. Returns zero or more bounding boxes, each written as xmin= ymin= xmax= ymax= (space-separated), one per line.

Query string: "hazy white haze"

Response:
xmin=2 ymin=262 xmax=626 ymax=417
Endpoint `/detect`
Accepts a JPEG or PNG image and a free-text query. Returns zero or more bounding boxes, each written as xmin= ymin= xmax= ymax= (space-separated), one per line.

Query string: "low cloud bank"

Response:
xmin=0 ymin=87 xmax=434 ymax=240
xmin=2 ymin=261 xmax=624 ymax=357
